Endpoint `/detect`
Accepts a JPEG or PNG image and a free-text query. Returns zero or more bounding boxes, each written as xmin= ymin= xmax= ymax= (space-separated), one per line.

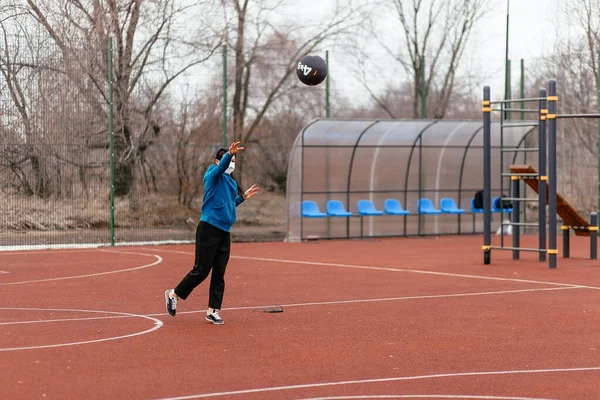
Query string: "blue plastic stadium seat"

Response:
xmin=326 ymin=200 xmax=353 ymax=217
xmin=492 ymin=196 xmax=513 ymax=213
xmin=417 ymin=198 xmax=442 ymax=214
xmin=357 ymin=200 xmax=384 ymax=216
xmin=302 ymin=200 xmax=326 ymax=218
xmin=440 ymin=197 xmax=465 ymax=214
xmin=470 ymin=198 xmax=483 ymax=213
xmin=384 ymin=199 xmax=410 ymax=215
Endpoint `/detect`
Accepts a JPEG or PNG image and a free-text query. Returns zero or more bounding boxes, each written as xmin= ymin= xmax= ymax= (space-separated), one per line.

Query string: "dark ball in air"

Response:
xmin=296 ymin=54 xmax=328 ymax=86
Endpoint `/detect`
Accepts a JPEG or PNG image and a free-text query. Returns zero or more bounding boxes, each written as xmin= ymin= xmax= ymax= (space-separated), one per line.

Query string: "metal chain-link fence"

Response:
xmin=0 ymin=35 xmax=287 ymax=248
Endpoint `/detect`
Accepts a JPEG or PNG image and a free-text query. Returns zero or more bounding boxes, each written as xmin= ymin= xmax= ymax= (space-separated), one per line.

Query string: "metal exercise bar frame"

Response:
xmin=490 ymin=246 xmax=546 ymax=253
xmin=547 ymin=80 xmax=558 ymax=268
xmin=490 ymin=96 xmax=548 ymax=104
xmin=510 ymin=126 xmax=539 ymax=236
xmin=562 ymin=224 xmax=570 ymax=258
xmin=481 ymin=85 xmax=547 ymax=265
xmin=539 ymin=88 xmax=548 ymax=262
xmin=563 ymin=213 xmax=598 ymax=260
xmin=491 ymin=108 xmax=539 ymax=113
xmin=512 ymin=176 xmax=520 ymax=260
xmin=591 ymin=213 xmax=598 ymax=260
xmin=557 ymin=114 xmax=600 ymax=119
xmin=501 ymin=122 xmax=540 ymax=128
xmin=500 ymin=101 xmax=506 ymax=248
xmin=482 ymin=87 xmax=492 ymax=264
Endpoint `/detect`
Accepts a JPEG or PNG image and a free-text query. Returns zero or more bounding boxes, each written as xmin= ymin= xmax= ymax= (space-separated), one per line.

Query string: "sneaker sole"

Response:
xmin=165 ymin=290 xmax=176 ymax=317
xmin=205 ymin=316 xmax=224 ymax=325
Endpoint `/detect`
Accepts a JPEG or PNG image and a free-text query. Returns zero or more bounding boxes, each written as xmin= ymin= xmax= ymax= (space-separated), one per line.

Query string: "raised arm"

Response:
xmin=205 ymin=141 xmax=244 ymax=182
xmin=205 ymin=151 xmax=232 ymax=182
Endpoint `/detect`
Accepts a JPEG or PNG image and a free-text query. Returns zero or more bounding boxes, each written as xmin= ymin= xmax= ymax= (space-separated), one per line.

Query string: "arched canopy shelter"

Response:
xmin=285 ymin=119 xmax=537 ymax=242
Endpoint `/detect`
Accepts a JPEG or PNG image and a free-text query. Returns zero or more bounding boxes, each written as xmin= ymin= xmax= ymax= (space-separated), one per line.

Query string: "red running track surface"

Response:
xmin=1 ymin=234 xmax=600 ymax=399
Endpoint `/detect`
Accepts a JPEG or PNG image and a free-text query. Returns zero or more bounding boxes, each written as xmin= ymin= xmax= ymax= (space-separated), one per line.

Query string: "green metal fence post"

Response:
xmin=504 ymin=0 xmax=510 ymax=121
xmin=108 ymin=37 xmax=115 ymax=246
xmin=520 ymin=58 xmax=526 ymax=231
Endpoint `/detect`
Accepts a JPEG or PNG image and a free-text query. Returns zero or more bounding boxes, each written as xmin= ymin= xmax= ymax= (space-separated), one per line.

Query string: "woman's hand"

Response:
xmin=229 ymin=141 xmax=244 ymax=155
xmin=243 ymin=184 xmax=259 ymax=200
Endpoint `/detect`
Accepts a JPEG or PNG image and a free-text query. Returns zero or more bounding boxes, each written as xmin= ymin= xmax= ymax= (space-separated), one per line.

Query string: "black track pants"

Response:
xmin=174 ymin=221 xmax=231 ymax=309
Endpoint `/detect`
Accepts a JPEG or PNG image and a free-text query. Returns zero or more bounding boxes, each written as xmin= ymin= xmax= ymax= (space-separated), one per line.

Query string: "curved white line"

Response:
xmin=0 ymin=250 xmax=162 ymax=286
xmin=0 ymin=307 xmax=163 ymax=351
xmin=152 ymin=366 xmax=600 ymax=399
xmin=0 ymin=315 xmax=132 ymax=326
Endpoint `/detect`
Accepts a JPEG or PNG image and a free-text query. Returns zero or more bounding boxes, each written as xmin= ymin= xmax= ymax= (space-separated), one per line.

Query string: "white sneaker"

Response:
xmin=165 ymin=290 xmax=178 ymax=317
xmin=206 ymin=310 xmax=224 ymax=325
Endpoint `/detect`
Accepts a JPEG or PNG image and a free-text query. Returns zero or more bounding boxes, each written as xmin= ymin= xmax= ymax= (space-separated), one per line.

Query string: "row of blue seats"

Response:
xmin=302 ymin=197 xmax=513 ymax=218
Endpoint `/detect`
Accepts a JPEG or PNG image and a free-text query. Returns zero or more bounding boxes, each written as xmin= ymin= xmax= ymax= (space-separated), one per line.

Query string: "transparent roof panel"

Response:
xmin=421 ymin=121 xmax=483 ymax=146
xmin=358 ymin=120 xmax=433 ymax=146
xmin=302 ymin=119 xmax=376 ymax=146
xmin=285 ymin=118 xmax=537 ymax=242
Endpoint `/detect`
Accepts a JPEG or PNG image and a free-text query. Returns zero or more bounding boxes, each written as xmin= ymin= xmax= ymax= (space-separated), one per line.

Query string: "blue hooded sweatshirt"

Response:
xmin=200 ymin=151 xmax=245 ymax=232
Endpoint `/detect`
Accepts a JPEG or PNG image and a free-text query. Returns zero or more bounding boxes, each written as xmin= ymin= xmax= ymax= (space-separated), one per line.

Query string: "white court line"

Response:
xmin=0 ymin=314 xmax=132 ymax=326
xmin=145 ymin=286 xmax=578 ymax=318
xmin=0 ymin=287 xmax=576 ymax=326
xmin=300 ymin=396 xmax=556 ymax=400
xmin=0 ymin=307 xmax=162 ymax=352
xmin=152 ymin=366 xmax=600 ymax=399
xmin=231 ymin=255 xmax=600 ymax=290
xmin=0 ymin=240 xmax=193 ymax=253
xmin=0 ymin=249 xmax=106 ymax=256
xmin=0 ymin=244 xmax=104 ymax=253
xmin=0 ymin=271 xmax=8 ymax=274
xmin=142 ymin=248 xmax=600 ymax=291
xmin=0 ymin=250 xmax=162 ymax=286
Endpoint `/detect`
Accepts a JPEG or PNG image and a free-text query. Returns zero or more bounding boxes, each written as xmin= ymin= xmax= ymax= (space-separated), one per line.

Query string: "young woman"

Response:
xmin=165 ymin=141 xmax=259 ymax=324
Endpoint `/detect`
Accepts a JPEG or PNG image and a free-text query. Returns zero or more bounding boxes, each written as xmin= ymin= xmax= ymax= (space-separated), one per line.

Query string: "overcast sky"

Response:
xmin=316 ymin=0 xmax=565 ymax=106
xmin=176 ymin=0 xmax=571 ymax=109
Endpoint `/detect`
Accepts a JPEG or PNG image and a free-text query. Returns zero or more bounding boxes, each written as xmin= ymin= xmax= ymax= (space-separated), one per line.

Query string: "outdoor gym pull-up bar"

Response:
xmin=482 ymin=79 xmax=599 ymax=269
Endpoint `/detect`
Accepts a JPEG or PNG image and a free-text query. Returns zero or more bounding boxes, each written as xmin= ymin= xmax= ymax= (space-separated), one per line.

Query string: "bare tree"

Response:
xmin=23 ymin=0 xmax=222 ymax=197
xmin=0 ymin=19 xmax=55 ymax=197
xmin=358 ymin=0 xmax=489 ymax=119
xmin=174 ymin=96 xmax=222 ymax=207
xmin=522 ymin=0 xmax=600 ymax=211
xmin=221 ymin=0 xmax=369 ymax=184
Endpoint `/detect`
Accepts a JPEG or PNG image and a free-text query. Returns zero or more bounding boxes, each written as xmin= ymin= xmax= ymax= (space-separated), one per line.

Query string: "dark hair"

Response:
xmin=214 ymin=147 xmax=228 ymax=160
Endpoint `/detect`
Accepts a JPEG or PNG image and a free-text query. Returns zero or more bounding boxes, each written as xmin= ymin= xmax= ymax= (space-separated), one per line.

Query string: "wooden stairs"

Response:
xmin=509 ymin=164 xmax=590 ymax=236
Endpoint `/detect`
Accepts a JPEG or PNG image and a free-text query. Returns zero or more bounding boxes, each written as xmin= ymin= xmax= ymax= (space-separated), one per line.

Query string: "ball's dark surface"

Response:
xmin=296 ymin=54 xmax=328 ymax=86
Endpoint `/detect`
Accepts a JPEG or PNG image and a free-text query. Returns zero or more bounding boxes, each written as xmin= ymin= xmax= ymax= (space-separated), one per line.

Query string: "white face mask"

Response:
xmin=225 ymin=162 xmax=235 ymax=175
